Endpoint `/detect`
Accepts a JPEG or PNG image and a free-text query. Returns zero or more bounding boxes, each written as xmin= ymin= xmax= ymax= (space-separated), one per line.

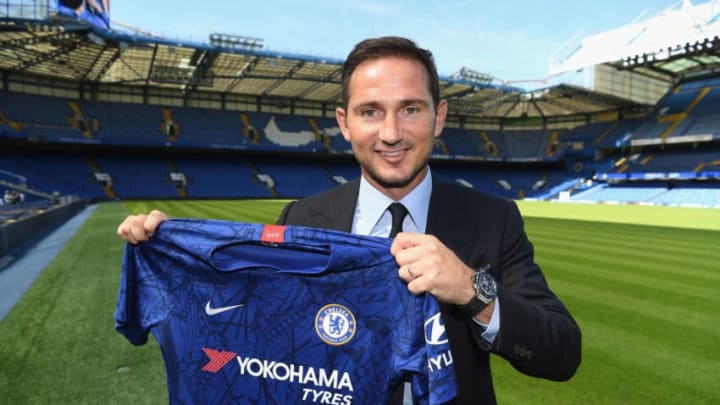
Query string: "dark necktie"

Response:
xmin=387 ymin=202 xmax=411 ymax=403
xmin=387 ymin=202 xmax=408 ymax=238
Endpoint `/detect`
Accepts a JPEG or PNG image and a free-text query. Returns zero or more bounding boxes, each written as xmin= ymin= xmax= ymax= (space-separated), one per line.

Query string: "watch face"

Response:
xmin=473 ymin=271 xmax=497 ymax=302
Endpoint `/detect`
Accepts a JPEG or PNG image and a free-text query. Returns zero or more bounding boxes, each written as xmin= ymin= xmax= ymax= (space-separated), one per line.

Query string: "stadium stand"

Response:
xmin=600 ymin=149 xmax=719 ymax=175
xmin=314 ymin=116 xmax=352 ymax=154
xmin=323 ymin=160 xmax=361 ymax=184
xmin=1 ymin=5 xmax=719 ymax=209
xmin=254 ymin=159 xmax=338 ymax=197
xmin=503 ymin=130 xmax=548 ymax=161
xmin=4 ymin=80 xmax=718 ymax=204
xmin=440 ymin=127 xmax=495 ymax=160
xmin=568 ymin=183 xmax=720 ymax=207
xmin=94 ymin=156 xmax=176 ymax=199
xmin=0 ymin=150 xmax=103 ymax=200
xmin=173 ymin=156 xmax=274 ymax=199
xmin=570 ymin=185 xmax=668 ymax=203
xmin=651 ymin=187 xmax=720 ymax=207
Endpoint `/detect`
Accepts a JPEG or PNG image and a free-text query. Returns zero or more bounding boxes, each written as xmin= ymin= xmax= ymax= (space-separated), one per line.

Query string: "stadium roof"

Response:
xmin=552 ymin=0 xmax=720 ymax=81
xmin=4 ymin=7 xmax=718 ymax=121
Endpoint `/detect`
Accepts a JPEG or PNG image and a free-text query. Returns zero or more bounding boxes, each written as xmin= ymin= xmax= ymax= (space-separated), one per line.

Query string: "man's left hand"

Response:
xmin=391 ymin=232 xmax=476 ymax=306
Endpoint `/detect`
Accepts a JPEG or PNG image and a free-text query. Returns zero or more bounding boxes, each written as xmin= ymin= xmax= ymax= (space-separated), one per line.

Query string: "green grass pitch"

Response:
xmin=0 ymin=200 xmax=718 ymax=404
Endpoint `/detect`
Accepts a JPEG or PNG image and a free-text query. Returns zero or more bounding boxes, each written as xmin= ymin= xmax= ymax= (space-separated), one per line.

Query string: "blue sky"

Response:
xmin=110 ymin=0 xmax=678 ymax=82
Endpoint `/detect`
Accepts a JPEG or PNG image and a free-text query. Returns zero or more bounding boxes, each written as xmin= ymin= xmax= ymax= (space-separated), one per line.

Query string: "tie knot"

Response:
xmin=388 ymin=203 xmax=408 ymax=238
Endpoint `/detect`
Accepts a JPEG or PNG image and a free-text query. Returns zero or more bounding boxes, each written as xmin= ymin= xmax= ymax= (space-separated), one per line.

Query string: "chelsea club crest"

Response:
xmin=315 ymin=304 xmax=356 ymax=345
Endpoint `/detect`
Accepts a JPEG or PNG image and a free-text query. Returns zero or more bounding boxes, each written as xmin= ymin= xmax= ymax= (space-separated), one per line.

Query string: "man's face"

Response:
xmin=336 ymin=56 xmax=447 ymax=200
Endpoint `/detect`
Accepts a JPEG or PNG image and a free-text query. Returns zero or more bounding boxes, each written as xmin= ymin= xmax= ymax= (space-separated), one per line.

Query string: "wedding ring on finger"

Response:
xmin=407 ymin=264 xmax=415 ymax=279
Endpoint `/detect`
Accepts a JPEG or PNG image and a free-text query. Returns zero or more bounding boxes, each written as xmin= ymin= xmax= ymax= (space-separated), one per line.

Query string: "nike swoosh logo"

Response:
xmin=205 ymin=301 xmax=245 ymax=316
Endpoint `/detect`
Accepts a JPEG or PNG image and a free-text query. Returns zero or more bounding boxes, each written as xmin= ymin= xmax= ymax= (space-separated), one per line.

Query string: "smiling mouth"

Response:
xmin=378 ymin=148 xmax=409 ymax=157
xmin=379 ymin=150 xmax=403 ymax=155
xmin=377 ymin=150 xmax=408 ymax=164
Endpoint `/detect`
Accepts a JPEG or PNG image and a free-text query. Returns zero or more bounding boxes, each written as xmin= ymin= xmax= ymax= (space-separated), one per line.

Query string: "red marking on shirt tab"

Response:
xmin=261 ymin=224 xmax=286 ymax=243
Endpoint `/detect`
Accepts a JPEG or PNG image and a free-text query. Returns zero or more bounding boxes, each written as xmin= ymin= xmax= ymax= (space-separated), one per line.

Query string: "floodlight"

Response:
xmin=209 ymin=33 xmax=264 ymax=51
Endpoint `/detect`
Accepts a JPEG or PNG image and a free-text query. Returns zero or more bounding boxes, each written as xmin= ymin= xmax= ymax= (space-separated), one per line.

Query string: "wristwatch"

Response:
xmin=461 ymin=267 xmax=497 ymax=316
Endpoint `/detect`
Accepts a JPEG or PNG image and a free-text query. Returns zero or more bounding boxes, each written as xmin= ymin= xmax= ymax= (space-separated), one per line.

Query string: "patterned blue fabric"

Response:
xmin=115 ymin=219 xmax=456 ymax=404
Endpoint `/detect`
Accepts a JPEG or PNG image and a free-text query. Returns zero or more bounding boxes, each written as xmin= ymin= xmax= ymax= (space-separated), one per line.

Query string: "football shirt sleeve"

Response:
xmin=114 ymin=243 xmax=172 ymax=345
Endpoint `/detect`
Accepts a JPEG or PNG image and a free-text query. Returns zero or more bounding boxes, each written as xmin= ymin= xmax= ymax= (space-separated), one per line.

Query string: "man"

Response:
xmin=118 ymin=36 xmax=581 ymax=404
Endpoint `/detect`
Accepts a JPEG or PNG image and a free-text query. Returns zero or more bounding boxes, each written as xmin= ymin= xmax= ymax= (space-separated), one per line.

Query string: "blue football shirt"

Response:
xmin=115 ymin=219 xmax=456 ymax=404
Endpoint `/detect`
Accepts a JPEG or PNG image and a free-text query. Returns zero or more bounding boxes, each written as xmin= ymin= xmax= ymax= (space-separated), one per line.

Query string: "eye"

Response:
xmin=403 ymin=106 xmax=421 ymax=116
xmin=360 ymin=108 xmax=379 ymax=118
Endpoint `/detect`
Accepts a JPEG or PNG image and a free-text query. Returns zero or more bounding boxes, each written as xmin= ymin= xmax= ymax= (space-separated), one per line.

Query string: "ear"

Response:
xmin=433 ymin=99 xmax=448 ymax=138
xmin=336 ymin=107 xmax=351 ymax=142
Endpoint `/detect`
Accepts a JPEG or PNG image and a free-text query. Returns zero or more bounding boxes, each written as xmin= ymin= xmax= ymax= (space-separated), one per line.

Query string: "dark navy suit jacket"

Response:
xmin=277 ymin=176 xmax=582 ymax=404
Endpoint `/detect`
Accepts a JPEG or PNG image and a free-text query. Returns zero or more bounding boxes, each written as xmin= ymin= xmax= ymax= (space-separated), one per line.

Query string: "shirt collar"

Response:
xmin=352 ymin=168 xmax=432 ymax=235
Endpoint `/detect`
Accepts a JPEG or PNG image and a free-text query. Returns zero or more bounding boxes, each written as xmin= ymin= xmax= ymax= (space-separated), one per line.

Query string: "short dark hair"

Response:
xmin=340 ymin=36 xmax=440 ymax=109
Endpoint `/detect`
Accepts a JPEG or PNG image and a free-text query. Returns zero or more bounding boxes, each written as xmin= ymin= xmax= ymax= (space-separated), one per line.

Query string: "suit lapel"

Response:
xmin=426 ymin=178 xmax=472 ymax=259
xmin=308 ymin=179 xmax=359 ymax=232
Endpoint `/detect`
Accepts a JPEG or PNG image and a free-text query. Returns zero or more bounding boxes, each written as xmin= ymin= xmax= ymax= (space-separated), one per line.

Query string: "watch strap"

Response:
xmin=461 ymin=295 xmax=489 ymax=316
xmin=460 ymin=266 xmax=496 ymax=316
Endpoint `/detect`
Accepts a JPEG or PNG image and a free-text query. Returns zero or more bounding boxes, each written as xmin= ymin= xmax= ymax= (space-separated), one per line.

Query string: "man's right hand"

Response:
xmin=116 ymin=209 xmax=169 ymax=244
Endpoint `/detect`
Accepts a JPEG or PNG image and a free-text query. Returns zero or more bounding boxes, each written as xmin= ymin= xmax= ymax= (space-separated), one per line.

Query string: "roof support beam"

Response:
xmin=145 ymin=43 xmax=159 ymax=86
xmin=92 ymin=47 xmax=122 ymax=81
xmin=12 ymin=41 xmax=79 ymax=72
xmin=224 ymin=56 xmax=259 ymax=93
xmin=296 ymin=67 xmax=342 ymax=99
xmin=261 ymin=60 xmax=305 ymax=96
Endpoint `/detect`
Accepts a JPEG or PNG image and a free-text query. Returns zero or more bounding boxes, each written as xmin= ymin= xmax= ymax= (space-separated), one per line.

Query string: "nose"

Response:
xmin=378 ymin=114 xmax=402 ymax=144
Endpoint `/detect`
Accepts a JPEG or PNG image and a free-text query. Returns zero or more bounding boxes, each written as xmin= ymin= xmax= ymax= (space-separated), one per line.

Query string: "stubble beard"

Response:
xmin=352 ymin=120 xmax=437 ymax=191
xmin=361 ymin=153 xmax=430 ymax=190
